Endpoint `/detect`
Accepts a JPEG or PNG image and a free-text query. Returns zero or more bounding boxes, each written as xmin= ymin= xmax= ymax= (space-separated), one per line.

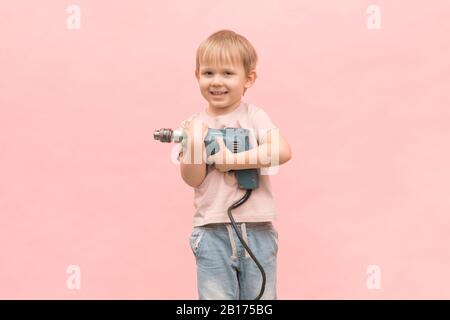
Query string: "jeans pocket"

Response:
xmin=189 ymin=227 xmax=205 ymax=256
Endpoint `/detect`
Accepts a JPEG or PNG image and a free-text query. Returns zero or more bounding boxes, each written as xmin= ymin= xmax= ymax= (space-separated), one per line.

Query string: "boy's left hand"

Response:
xmin=207 ymin=137 xmax=236 ymax=173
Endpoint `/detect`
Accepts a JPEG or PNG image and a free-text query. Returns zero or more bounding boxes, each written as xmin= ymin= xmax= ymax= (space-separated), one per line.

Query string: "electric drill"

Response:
xmin=153 ymin=127 xmax=259 ymax=190
xmin=153 ymin=126 xmax=266 ymax=300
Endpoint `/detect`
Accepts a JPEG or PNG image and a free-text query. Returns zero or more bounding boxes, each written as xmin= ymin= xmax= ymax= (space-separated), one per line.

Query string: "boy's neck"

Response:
xmin=206 ymin=99 xmax=242 ymax=117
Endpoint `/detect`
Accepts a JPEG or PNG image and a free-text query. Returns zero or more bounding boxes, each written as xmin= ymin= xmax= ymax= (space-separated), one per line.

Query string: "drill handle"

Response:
xmin=204 ymin=128 xmax=259 ymax=190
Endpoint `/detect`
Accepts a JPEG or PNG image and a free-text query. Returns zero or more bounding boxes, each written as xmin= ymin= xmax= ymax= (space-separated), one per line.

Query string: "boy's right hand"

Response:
xmin=184 ymin=119 xmax=209 ymax=147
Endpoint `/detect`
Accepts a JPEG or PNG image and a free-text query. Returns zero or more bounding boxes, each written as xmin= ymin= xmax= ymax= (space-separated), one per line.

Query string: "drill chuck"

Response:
xmin=153 ymin=128 xmax=173 ymax=142
xmin=153 ymin=128 xmax=184 ymax=143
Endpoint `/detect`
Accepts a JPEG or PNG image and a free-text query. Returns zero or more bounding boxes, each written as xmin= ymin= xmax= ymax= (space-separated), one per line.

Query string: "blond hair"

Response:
xmin=195 ymin=30 xmax=258 ymax=76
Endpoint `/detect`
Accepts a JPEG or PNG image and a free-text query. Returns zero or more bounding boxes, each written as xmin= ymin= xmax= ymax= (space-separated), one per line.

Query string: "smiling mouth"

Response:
xmin=210 ymin=91 xmax=228 ymax=96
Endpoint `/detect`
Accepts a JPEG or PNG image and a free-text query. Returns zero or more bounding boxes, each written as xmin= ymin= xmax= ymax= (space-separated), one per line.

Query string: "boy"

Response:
xmin=177 ymin=30 xmax=291 ymax=300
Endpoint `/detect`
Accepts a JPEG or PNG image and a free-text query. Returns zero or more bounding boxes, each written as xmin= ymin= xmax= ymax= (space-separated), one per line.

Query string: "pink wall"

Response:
xmin=1 ymin=0 xmax=449 ymax=299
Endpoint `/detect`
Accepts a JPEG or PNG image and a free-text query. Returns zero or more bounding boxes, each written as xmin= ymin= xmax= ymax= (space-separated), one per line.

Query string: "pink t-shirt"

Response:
xmin=177 ymin=100 xmax=278 ymax=227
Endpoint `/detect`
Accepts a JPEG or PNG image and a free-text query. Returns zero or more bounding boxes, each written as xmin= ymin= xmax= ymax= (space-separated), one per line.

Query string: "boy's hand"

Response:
xmin=207 ymin=137 xmax=236 ymax=172
xmin=185 ymin=119 xmax=208 ymax=147
xmin=182 ymin=119 xmax=208 ymax=164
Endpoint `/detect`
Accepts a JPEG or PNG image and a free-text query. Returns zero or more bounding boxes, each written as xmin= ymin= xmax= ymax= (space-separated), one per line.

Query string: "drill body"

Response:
xmin=204 ymin=128 xmax=259 ymax=190
xmin=154 ymin=127 xmax=259 ymax=190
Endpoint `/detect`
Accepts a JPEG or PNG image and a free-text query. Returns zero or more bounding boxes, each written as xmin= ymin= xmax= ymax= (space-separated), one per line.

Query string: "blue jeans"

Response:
xmin=189 ymin=222 xmax=278 ymax=300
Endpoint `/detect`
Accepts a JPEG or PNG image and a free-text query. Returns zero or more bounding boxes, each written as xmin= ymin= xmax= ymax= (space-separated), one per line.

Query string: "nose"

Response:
xmin=211 ymin=74 xmax=224 ymax=86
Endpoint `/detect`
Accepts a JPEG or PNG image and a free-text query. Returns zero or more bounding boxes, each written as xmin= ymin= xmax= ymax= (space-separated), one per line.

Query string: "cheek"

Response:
xmin=200 ymin=78 xmax=211 ymax=86
xmin=228 ymin=79 xmax=245 ymax=89
xmin=199 ymin=81 xmax=209 ymax=91
xmin=228 ymin=84 xmax=244 ymax=93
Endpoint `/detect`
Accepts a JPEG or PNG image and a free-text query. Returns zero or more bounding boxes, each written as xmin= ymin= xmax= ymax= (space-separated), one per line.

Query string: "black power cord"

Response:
xmin=227 ymin=189 xmax=266 ymax=300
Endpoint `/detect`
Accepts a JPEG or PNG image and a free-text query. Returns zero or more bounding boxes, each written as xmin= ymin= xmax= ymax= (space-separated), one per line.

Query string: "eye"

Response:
xmin=202 ymin=71 xmax=213 ymax=75
xmin=225 ymin=72 xmax=234 ymax=75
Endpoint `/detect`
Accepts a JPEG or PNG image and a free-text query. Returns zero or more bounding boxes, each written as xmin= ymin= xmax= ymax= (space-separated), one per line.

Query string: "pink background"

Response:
xmin=1 ymin=0 xmax=449 ymax=299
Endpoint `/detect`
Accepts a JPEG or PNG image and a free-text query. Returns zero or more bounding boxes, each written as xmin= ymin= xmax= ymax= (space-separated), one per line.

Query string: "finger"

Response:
xmin=218 ymin=166 xmax=228 ymax=173
xmin=215 ymin=136 xmax=225 ymax=145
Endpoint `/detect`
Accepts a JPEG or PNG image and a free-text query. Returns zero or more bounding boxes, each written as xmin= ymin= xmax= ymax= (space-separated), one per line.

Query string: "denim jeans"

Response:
xmin=189 ymin=222 xmax=278 ymax=300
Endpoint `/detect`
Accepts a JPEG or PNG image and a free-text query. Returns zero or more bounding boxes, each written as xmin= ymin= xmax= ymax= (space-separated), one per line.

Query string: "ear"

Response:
xmin=195 ymin=69 xmax=199 ymax=80
xmin=244 ymin=69 xmax=257 ymax=89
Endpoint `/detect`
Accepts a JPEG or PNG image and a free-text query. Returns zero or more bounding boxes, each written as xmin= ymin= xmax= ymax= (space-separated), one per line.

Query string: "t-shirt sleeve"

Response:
xmin=251 ymin=108 xmax=278 ymax=145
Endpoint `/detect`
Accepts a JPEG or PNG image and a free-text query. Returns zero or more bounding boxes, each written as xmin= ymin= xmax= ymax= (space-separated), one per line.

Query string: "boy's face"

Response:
xmin=195 ymin=62 xmax=256 ymax=112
